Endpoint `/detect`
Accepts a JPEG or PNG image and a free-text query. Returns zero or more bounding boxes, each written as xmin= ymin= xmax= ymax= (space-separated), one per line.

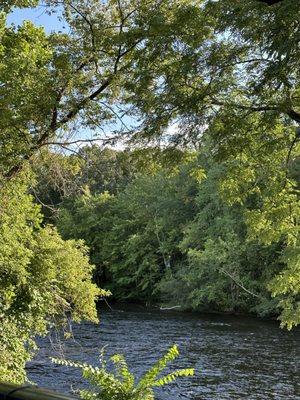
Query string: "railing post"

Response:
xmin=0 ymin=383 xmax=77 ymax=400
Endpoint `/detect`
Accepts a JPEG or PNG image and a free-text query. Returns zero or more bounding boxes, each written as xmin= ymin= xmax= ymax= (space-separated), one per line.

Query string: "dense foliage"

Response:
xmin=54 ymin=146 xmax=294 ymax=323
xmin=0 ymin=0 xmax=299 ymax=389
xmin=0 ymin=171 xmax=105 ymax=382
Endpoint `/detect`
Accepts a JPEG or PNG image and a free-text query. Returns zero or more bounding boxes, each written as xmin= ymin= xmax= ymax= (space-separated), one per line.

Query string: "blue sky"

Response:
xmin=7 ymin=6 xmax=65 ymax=33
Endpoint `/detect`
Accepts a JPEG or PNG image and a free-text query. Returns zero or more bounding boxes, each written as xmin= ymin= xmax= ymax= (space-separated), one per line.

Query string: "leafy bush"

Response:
xmin=52 ymin=344 xmax=194 ymax=400
xmin=0 ymin=174 xmax=106 ymax=383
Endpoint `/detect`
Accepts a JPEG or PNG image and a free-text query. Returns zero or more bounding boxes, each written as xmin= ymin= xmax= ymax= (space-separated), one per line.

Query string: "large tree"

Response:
xmin=0 ymin=2 xmax=298 ymax=366
xmin=125 ymin=0 xmax=300 ymax=328
xmin=1 ymin=0 xmax=211 ymax=177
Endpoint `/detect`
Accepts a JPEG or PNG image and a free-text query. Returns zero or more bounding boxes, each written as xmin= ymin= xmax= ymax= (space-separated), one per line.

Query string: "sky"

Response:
xmin=7 ymin=6 xmax=65 ymax=33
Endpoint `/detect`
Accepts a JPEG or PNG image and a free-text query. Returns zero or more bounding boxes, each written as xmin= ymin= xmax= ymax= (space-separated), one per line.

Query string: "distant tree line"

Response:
xmin=34 ymin=144 xmax=299 ymax=325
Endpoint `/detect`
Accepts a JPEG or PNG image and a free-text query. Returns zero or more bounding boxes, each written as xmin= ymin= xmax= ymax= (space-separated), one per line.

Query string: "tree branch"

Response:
xmin=45 ymin=137 xmax=118 ymax=147
xmin=287 ymin=109 xmax=300 ymax=123
xmin=220 ymin=268 xmax=261 ymax=299
xmin=209 ymin=97 xmax=279 ymax=113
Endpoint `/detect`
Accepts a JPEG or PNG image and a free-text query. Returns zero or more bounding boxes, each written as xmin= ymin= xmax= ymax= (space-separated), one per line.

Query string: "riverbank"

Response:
xmin=98 ymin=299 xmax=281 ymax=324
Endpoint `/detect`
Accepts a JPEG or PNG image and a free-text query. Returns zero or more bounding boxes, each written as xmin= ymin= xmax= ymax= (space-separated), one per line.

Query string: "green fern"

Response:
xmin=153 ymin=368 xmax=195 ymax=387
xmin=51 ymin=344 xmax=194 ymax=400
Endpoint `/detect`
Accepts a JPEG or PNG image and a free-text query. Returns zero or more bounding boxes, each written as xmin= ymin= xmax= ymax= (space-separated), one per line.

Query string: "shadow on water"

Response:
xmin=28 ymin=304 xmax=300 ymax=399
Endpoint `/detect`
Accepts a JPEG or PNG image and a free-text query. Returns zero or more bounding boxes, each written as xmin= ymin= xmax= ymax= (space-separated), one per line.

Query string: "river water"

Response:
xmin=28 ymin=305 xmax=300 ymax=399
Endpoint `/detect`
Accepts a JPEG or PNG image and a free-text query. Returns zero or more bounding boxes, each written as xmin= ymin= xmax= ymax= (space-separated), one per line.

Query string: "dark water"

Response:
xmin=28 ymin=305 xmax=300 ymax=399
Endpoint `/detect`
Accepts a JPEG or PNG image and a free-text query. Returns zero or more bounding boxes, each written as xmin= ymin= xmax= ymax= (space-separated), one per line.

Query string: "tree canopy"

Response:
xmin=0 ymin=0 xmax=299 ymax=384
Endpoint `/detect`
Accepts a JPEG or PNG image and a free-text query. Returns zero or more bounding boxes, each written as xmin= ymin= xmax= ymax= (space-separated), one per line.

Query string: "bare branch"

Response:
xmin=30 ymin=185 xmax=59 ymax=213
xmin=67 ymin=2 xmax=99 ymax=72
xmin=220 ymin=268 xmax=261 ymax=299
xmin=209 ymin=96 xmax=279 ymax=113
xmin=45 ymin=137 xmax=118 ymax=147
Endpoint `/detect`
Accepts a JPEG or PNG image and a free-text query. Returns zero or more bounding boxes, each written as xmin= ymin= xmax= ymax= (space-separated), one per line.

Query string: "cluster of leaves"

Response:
xmin=0 ymin=171 xmax=107 ymax=382
xmin=51 ymin=345 xmax=194 ymax=400
xmin=55 ymin=148 xmax=198 ymax=301
xmin=53 ymin=146 xmax=296 ymax=327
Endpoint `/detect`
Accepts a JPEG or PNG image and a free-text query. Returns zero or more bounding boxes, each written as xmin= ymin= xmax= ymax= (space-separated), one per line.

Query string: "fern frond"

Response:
xmin=51 ymin=357 xmax=88 ymax=369
xmin=79 ymin=389 xmax=98 ymax=400
xmin=153 ymin=368 xmax=195 ymax=387
xmin=111 ymin=354 xmax=135 ymax=389
xmin=137 ymin=344 xmax=179 ymax=387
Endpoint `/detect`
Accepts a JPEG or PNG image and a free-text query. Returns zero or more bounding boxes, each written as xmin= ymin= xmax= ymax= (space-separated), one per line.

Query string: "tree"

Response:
xmin=1 ymin=0 xmax=210 ymax=178
xmin=159 ymin=158 xmax=283 ymax=316
xmin=56 ymin=148 xmax=286 ymax=319
xmin=0 ymin=172 xmax=105 ymax=382
xmin=125 ymin=0 xmax=300 ymax=328
xmin=58 ymin=156 xmax=198 ymax=301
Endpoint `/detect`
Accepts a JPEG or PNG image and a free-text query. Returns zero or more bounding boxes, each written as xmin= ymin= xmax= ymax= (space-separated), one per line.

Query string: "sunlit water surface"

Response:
xmin=27 ymin=305 xmax=300 ymax=399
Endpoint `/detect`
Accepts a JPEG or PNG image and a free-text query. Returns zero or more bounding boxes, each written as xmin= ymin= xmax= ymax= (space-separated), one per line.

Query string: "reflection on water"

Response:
xmin=28 ymin=305 xmax=300 ymax=399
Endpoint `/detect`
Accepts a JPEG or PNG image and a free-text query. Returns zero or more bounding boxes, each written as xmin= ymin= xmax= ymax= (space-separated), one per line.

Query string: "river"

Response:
xmin=28 ymin=305 xmax=300 ymax=399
